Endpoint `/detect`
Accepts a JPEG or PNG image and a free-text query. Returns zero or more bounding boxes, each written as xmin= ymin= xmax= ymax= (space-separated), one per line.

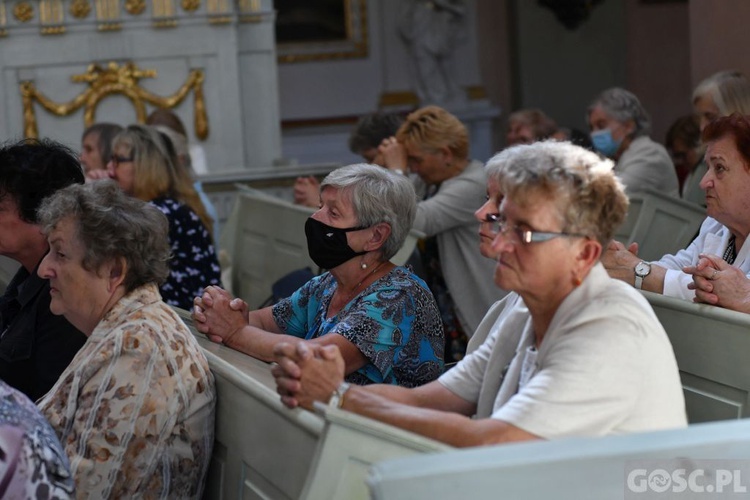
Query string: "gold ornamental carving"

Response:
xmin=124 ymin=0 xmax=145 ymax=15
xmin=181 ymin=0 xmax=200 ymax=12
xmin=69 ymin=0 xmax=92 ymax=18
xmin=13 ymin=1 xmax=34 ymax=22
xmin=20 ymin=62 xmax=209 ymax=140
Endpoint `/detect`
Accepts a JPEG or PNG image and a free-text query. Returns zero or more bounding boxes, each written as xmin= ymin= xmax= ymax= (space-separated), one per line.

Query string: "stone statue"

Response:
xmin=399 ymin=0 xmax=468 ymax=108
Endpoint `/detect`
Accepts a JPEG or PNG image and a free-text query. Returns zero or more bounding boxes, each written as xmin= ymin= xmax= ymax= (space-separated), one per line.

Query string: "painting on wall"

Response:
xmin=275 ymin=0 xmax=368 ymax=63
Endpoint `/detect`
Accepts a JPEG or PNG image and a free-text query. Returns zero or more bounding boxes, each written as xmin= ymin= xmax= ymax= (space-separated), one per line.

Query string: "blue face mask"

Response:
xmin=590 ymin=128 xmax=622 ymax=158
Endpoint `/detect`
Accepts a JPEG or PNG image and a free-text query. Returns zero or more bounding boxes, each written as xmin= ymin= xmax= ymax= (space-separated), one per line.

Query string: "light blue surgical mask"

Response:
xmin=590 ymin=128 xmax=622 ymax=158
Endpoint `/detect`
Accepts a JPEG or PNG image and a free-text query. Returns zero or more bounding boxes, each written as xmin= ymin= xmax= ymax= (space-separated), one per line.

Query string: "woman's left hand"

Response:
xmin=684 ymin=253 xmax=750 ymax=312
xmin=193 ymin=286 xmax=248 ymax=345
xmin=272 ymin=342 xmax=345 ymax=410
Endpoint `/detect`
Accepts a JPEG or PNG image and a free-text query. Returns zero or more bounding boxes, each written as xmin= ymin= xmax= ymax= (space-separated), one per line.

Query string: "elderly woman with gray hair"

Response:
xmin=588 ymin=87 xmax=679 ymax=196
xmin=194 ymin=163 xmax=444 ymax=387
xmin=36 ymin=181 xmax=215 ymax=498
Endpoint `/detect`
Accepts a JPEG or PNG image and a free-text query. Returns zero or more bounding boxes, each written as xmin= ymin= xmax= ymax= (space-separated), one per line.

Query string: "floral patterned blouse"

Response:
xmin=151 ymin=196 xmax=221 ymax=310
xmin=37 ymin=284 xmax=216 ymax=499
xmin=272 ymin=266 xmax=444 ymax=387
xmin=0 ymin=380 xmax=74 ymax=498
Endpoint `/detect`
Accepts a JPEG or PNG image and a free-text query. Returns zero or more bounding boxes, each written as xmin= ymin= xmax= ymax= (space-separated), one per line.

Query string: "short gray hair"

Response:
xmin=486 ymin=141 xmax=629 ymax=247
xmin=321 ymin=164 xmax=416 ymax=261
xmin=37 ymin=181 xmax=170 ymax=292
xmin=588 ymin=87 xmax=651 ymax=138
xmin=692 ymin=70 xmax=750 ymax=116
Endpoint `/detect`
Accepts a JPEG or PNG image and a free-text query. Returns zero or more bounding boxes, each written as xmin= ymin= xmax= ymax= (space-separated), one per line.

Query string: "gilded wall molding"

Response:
xmin=20 ymin=61 xmax=209 ymax=140
xmin=69 ymin=0 xmax=92 ymax=18
xmin=13 ymin=1 xmax=34 ymax=22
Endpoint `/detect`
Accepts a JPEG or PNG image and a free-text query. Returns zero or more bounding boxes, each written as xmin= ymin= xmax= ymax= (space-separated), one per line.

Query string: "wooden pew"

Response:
xmin=642 ymin=290 xmax=750 ymax=423
xmin=299 ymin=405 xmax=449 ymax=500
xmin=368 ymin=419 xmax=750 ymax=500
xmin=174 ymin=310 xmax=448 ymax=500
xmin=175 ymin=309 xmax=324 ymax=499
xmin=614 ymin=188 xmax=705 ymax=261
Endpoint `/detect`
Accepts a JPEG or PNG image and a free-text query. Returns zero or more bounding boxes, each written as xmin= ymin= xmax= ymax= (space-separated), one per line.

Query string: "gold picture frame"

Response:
xmin=276 ymin=0 xmax=368 ymax=64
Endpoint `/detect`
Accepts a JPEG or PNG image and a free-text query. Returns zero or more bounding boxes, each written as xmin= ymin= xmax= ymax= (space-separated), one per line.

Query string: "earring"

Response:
xmin=361 ymin=260 xmax=368 ymax=270
xmin=573 ymin=276 xmax=582 ymax=286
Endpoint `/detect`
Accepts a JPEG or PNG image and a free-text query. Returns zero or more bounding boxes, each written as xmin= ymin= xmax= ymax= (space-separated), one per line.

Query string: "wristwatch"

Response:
xmin=634 ymin=261 xmax=652 ymax=290
xmin=328 ymin=381 xmax=351 ymax=408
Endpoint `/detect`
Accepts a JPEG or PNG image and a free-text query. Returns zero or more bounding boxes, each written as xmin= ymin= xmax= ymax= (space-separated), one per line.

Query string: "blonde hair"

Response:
xmin=112 ymin=125 xmax=213 ymax=238
xmin=396 ymin=105 xmax=469 ymax=159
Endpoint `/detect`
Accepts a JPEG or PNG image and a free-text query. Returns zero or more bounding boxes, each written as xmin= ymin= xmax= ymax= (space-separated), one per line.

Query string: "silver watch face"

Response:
xmin=635 ymin=262 xmax=651 ymax=277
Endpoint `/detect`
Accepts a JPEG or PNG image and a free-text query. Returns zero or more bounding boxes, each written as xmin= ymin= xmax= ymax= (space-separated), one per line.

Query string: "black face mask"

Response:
xmin=305 ymin=217 xmax=368 ymax=270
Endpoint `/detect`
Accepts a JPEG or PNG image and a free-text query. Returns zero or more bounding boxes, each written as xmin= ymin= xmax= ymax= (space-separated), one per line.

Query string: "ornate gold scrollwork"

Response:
xmin=13 ymin=1 xmax=34 ymax=22
xmin=124 ymin=0 xmax=145 ymax=15
xmin=69 ymin=0 xmax=92 ymax=18
xmin=181 ymin=0 xmax=200 ymax=12
xmin=20 ymin=61 xmax=209 ymax=140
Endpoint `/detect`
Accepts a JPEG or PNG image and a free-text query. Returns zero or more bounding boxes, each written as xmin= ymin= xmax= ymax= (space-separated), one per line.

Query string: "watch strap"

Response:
xmin=634 ymin=275 xmax=644 ymax=290
xmin=328 ymin=381 xmax=351 ymax=409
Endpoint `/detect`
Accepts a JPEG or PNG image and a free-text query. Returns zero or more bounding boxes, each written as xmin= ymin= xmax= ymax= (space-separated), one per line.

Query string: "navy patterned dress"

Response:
xmin=150 ymin=197 xmax=221 ymax=310
xmin=272 ymin=266 xmax=444 ymax=387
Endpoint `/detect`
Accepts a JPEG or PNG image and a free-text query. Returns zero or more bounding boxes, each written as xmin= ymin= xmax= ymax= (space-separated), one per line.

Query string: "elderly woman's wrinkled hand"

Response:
xmin=601 ymin=240 xmax=640 ymax=282
xmin=193 ymin=286 xmax=247 ymax=345
xmin=293 ymin=176 xmax=321 ymax=208
xmin=378 ymin=137 xmax=408 ymax=172
xmin=272 ymin=342 xmax=345 ymax=411
xmin=684 ymin=254 xmax=750 ymax=312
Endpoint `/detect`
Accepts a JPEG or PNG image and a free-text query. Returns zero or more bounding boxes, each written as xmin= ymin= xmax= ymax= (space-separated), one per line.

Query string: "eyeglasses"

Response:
xmin=110 ymin=154 xmax=134 ymax=166
xmin=483 ymin=213 xmax=587 ymax=245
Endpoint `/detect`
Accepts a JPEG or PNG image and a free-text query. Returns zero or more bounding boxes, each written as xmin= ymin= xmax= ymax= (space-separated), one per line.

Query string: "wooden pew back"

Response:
xmin=174 ymin=309 xmax=448 ymax=500
xmin=615 ymin=188 xmax=705 ymax=261
xmin=368 ymin=419 xmax=750 ymax=500
xmin=643 ymin=290 xmax=750 ymax=423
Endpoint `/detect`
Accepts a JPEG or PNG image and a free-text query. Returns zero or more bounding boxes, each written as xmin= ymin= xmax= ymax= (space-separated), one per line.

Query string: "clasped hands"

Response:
xmin=683 ymin=253 xmax=750 ymax=311
xmin=192 ymin=286 xmax=249 ymax=345
xmin=271 ymin=342 xmax=346 ymax=411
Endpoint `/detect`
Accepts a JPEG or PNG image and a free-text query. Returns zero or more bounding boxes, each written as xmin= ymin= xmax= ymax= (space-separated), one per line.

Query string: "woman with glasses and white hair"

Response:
xmin=107 ymin=124 xmax=220 ymax=310
xmin=271 ymin=141 xmax=686 ymax=447
xmin=588 ymin=87 xmax=679 ymax=196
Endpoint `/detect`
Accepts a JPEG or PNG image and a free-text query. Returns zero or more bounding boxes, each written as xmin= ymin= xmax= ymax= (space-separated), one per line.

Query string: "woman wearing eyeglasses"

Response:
xmin=272 ymin=141 xmax=686 ymax=447
xmin=108 ymin=124 xmax=221 ymax=310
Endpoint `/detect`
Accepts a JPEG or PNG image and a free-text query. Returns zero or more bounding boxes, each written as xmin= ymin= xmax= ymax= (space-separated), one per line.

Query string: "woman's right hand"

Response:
xmin=378 ymin=137 xmax=408 ymax=172
xmin=192 ymin=286 xmax=247 ymax=345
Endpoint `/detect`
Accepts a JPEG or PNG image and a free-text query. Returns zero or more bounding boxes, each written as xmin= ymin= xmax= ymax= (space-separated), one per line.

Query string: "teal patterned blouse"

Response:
xmin=272 ymin=266 xmax=444 ymax=387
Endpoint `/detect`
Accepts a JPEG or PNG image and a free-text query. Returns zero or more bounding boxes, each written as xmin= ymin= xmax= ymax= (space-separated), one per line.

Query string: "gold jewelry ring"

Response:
xmin=712 ymin=270 xmax=719 ymax=280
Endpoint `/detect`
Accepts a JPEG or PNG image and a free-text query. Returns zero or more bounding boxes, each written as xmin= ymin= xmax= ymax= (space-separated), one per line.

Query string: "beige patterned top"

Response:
xmin=37 ymin=283 xmax=215 ymax=499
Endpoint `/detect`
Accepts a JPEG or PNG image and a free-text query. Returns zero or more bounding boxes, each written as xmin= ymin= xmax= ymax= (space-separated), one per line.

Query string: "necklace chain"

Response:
xmin=343 ymin=261 xmax=386 ymax=303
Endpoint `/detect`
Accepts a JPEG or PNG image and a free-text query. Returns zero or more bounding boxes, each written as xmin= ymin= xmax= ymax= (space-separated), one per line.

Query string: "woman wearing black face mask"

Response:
xmin=193 ymin=164 xmax=444 ymax=387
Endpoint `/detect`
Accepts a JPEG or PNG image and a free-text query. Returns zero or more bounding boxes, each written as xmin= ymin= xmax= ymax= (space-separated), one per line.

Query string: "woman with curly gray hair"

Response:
xmin=588 ymin=87 xmax=679 ymax=196
xmin=36 ymin=181 xmax=215 ymax=499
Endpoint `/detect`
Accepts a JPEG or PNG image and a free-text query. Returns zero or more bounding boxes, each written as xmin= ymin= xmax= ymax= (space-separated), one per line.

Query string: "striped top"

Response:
xmin=38 ymin=283 xmax=215 ymax=499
